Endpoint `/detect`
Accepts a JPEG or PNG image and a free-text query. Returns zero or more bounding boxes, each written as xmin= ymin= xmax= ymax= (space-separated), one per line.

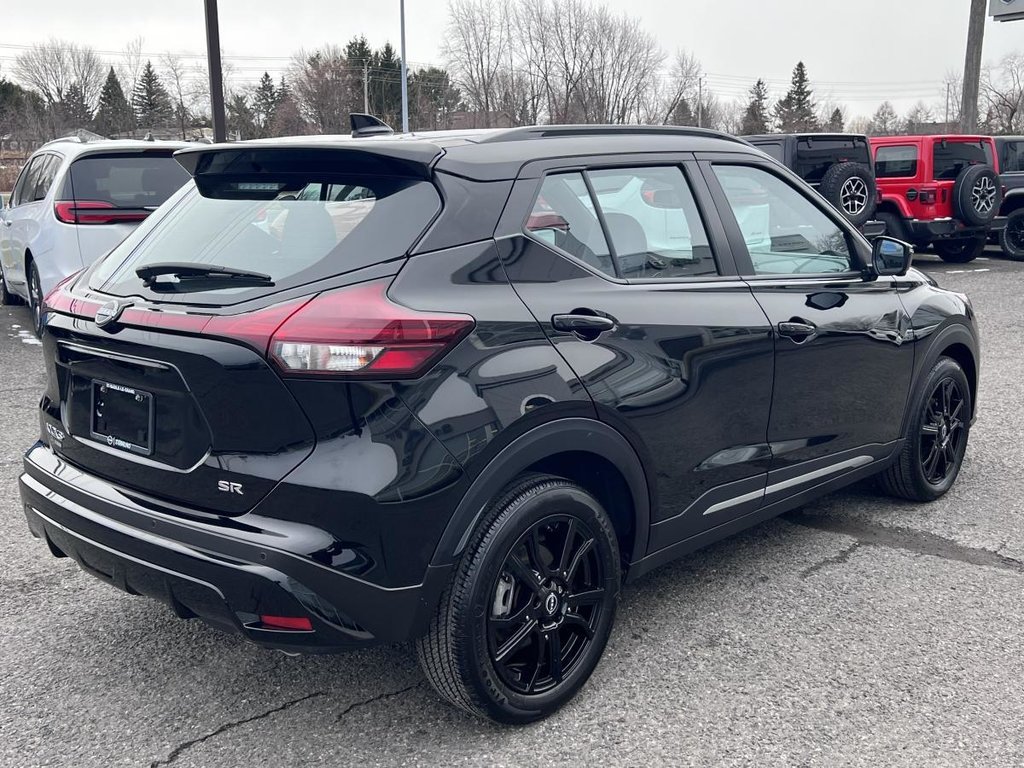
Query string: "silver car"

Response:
xmin=0 ymin=138 xmax=191 ymax=333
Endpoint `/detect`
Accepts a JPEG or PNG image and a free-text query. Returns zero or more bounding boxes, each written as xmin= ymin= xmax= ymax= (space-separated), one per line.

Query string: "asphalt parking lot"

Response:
xmin=1 ymin=249 xmax=1022 ymax=768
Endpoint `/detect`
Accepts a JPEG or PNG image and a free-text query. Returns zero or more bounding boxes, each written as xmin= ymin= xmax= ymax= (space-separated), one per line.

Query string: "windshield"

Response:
xmin=90 ymin=175 xmax=441 ymax=305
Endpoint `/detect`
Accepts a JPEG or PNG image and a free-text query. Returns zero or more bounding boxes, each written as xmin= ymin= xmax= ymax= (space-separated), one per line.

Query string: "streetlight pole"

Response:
xmin=400 ymin=0 xmax=409 ymax=133
xmin=204 ymin=0 xmax=227 ymax=142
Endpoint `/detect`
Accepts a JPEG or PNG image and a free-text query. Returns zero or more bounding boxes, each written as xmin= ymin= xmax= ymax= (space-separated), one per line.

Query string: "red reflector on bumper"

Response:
xmin=259 ymin=615 xmax=313 ymax=631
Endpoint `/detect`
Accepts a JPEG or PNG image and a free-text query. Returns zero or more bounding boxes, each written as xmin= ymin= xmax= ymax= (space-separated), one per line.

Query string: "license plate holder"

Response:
xmin=90 ymin=380 xmax=154 ymax=456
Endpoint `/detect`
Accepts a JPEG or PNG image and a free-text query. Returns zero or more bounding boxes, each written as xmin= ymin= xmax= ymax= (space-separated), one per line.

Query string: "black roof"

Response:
xmin=743 ymin=133 xmax=869 ymax=143
xmin=175 ymin=125 xmax=757 ymax=183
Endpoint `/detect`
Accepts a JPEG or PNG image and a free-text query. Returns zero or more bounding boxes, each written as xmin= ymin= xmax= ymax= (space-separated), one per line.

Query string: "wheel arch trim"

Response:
xmin=429 ymin=418 xmax=652 ymax=568
xmin=907 ymin=322 xmax=979 ymax=429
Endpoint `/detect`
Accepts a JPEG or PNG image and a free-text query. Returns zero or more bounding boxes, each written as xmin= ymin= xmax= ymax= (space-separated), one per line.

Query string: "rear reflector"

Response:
xmin=55 ymin=200 xmax=150 ymax=225
xmin=258 ymin=615 xmax=313 ymax=631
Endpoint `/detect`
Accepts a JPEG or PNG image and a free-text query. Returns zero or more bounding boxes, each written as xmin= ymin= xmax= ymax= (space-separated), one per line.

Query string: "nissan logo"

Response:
xmin=95 ymin=301 xmax=127 ymax=329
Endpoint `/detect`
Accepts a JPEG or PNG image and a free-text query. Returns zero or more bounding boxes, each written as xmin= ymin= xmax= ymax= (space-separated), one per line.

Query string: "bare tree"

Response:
xmin=649 ymin=50 xmax=702 ymax=125
xmin=904 ymin=101 xmax=936 ymax=134
xmin=982 ymin=52 xmax=1024 ymax=134
xmin=444 ymin=0 xmax=509 ymax=126
xmin=161 ymin=53 xmax=196 ymax=139
xmin=13 ymin=39 xmax=105 ymax=108
xmin=289 ymin=45 xmax=354 ymax=133
xmin=868 ymin=101 xmax=901 ymax=136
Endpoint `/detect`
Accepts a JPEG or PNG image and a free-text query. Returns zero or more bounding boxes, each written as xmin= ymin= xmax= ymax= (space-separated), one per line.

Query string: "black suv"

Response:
xmin=743 ymin=133 xmax=881 ymax=232
xmin=995 ymin=136 xmax=1024 ymax=259
xmin=20 ymin=125 xmax=980 ymax=724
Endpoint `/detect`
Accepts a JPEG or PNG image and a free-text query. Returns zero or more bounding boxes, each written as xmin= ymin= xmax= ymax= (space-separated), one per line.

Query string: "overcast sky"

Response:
xmin=1 ymin=0 xmax=1021 ymax=118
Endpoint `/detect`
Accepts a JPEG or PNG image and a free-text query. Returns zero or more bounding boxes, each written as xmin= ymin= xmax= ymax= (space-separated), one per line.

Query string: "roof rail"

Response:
xmin=478 ymin=124 xmax=751 ymax=146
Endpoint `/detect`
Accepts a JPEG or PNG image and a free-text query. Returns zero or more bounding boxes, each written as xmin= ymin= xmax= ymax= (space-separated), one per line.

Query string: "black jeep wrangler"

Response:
xmin=995 ymin=136 xmax=1024 ymax=260
xmin=743 ymin=133 xmax=882 ymax=234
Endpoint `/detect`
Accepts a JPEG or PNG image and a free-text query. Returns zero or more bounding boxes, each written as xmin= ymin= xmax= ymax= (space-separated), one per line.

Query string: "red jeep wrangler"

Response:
xmin=870 ymin=135 xmax=1005 ymax=263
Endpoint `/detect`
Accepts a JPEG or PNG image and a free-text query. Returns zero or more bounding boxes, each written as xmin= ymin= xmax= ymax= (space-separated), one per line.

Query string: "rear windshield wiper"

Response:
xmin=136 ymin=262 xmax=274 ymax=288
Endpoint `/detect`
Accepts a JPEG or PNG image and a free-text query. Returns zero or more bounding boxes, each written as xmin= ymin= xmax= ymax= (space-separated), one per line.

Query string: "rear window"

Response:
xmin=795 ymin=138 xmax=871 ymax=183
xmin=875 ymin=145 xmax=919 ymax=178
xmin=66 ymin=153 xmax=190 ymax=208
xmin=1001 ymin=140 xmax=1024 ymax=173
xmin=933 ymin=141 xmax=991 ymax=180
xmin=90 ymin=175 xmax=440 ymax=305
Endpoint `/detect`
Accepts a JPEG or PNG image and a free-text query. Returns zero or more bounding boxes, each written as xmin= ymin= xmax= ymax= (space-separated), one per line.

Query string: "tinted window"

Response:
xmin=758 ymin=143 xmax=785 ymax=163
xmin=933 ymin=141 xmax=988 ymax=180
xmin=11 ymin=158 xmax=41 ymax=207
xmin=875 ymin=145 xmax=919 ymax=178
xmin=527 ymin=173 xmax=614 ymax=277
xmin=796 ymin=138 xmax=871 ymax=183
xmin=29 ymin=155 xmax=61 ymax=202
xmin=588 ymin=166 xmax=717 ymax=278
xmin=68 ymin=154 xmax=190 ymax=208
xmin=1001 ymin=141 xmax=1024 ymax=173
xmin=91 ymin=176 xmax=440 ymax=305
xmin=713 ymin=164 xmax=852 ymax=276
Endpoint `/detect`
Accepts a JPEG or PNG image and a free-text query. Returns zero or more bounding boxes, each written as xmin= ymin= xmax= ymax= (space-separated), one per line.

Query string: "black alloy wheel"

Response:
xmin=877 ymin=357 xmax=971 ymax=502
xmin=1001 ymin=209 xmax=1024 ymax=261
xmin=488 ymin=515 xmax=606 ymax=696
xmin=28 ymin=261 xmax=43 ymax=337
xmin=919 ymin=378 xmax=967 ymax=485
xmin=417 ymin=474 xmax=620 ymax=724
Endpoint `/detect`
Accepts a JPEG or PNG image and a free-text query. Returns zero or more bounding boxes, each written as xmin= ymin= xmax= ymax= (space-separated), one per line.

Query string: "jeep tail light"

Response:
xmin=919 ymin=188 xmax=937 ymax=205
xmin=266 ymin=278 xmax=474 ymax=378
xmin=54 ymin=200 xmax=150 ymax=225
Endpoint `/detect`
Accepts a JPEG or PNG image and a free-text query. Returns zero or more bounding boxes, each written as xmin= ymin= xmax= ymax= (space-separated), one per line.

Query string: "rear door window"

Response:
xmin=11 ymin=157 xmax=42 ymax=207
xmin=796 ymin=138 xmax=871 ymax=183
xmin=1001 ymin=141 xmax=1023 ymax=173
xmin=29 ymin=154 xmax=61 ymax=202
xmin=933 ymin=141 xmax=989 ymax=180
xmin=875 ymin=145 xmax=919 ymax=178
xmin=91 ymin=174 xmax=441 ymax=305
xmin=67 ymin=153 xmax=191 ymax=209
xmin=527 ymin=172 xmax=614 ymax=276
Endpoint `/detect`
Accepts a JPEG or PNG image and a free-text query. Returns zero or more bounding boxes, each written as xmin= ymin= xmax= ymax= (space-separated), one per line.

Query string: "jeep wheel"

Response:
xmin=877 ymin=357 xmax=971 ymax=502
xmin=1000 ymin=209 xmax=1024 ymax=261
xmin=820 ymin=162 xmax=877 ymax=227
xmin=417 ymin=474 xmax=620 ymax=724
xmin=953 ymin=165 xmax=1002 ymax=227
xmin=934 ymin=237 xmax=985 ymax=264
xmin=876 ymin=211 xmax=910 ymax=243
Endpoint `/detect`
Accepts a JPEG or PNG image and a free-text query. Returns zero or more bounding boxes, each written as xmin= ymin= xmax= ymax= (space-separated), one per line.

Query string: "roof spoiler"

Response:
xmin=350 ymin=113 xmax=395 ymax=138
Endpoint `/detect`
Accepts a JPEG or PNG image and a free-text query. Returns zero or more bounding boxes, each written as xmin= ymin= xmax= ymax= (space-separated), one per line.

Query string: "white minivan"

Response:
xmin=0 ymin=137 xmax=190 ymax=333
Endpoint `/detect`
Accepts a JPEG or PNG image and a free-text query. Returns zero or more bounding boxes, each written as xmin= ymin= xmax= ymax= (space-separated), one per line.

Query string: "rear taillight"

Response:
xmin=266 ymin=279 xmax=474 ymax=378
xmin=919 ymin=188 xmax=937 ymax=205
xmin=54 ymin=200 xmax=150 ymax=225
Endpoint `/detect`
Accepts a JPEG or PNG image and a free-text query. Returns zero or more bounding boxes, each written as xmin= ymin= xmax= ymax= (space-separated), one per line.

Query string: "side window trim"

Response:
xmin=517 ymin=158 xmax=738 ymax=283
xmin=11 ymin=156 xmax=42 ymax=208
xmin=697 ymin=157 xmax=866 ymax=280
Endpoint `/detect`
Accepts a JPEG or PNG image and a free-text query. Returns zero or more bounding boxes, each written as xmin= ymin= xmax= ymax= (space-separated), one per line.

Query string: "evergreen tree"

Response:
xmin=132 ymin=60 xmax=173 ymax=129
xmin=774 ymin=62 xmax=818 ymax=132
xmin=59 ymin=82 xmax=93 ymax=129
xmin=740 ymin=79 xmax=771 ymax=135
xmin=345 ymin=36 xmax=374 ymax=112
xmin=95 ymin=67 xmax=133 ymax=136
xmin=226 ymin=93 xmax=257 ymax=139
xmin=826 ymin=107 xmax=845 ymax=132
xmin=670 ymin=98 xmax=695 ymax=127
xmin=409 ymin=67 xmax=461 ymax=130
xmin=373 ymin=42 xmax=403 ymax=126
xmin=252 ymin=72 xmax=278 ymax=138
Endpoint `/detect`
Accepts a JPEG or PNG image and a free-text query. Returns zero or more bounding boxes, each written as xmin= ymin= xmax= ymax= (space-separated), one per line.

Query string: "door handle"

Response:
xmin=552 ymin=313 xmax=616 ymax=337
xmin=1 ymin=220 xmax=11 ymax=227
xmin=777 ymin=320 xmax=817 ymax=341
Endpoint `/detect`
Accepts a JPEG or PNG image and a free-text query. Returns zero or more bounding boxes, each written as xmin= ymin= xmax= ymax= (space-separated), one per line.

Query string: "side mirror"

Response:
xmin=870 ymin=236 xmax=913 ymax=277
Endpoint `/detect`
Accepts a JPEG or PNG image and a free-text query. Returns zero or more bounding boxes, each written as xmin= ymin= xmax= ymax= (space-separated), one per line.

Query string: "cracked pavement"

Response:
xmin=1 ymin=250 xmax=1022 ymax=767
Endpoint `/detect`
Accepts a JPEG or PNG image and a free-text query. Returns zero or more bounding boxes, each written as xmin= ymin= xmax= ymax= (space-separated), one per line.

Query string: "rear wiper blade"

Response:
xmin=136 ymin=262 xmax=274 ymax=286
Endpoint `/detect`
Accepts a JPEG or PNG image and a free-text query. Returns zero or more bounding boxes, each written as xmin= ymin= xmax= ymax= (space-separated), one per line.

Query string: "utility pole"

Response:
xmin=400 ymin=0 xmax=409 ymax=133
xmin=960 ymin=0 xmax=987 ymax=132
xmin=697 ymin=76 xmax=704 ymax=128
xmin=945 ymin=83 xmax=951 ymax=130
xmin=204 ymin=0 xmax=227 ymax=143
xmin=363 ymin=59 xmax=370 ymax=114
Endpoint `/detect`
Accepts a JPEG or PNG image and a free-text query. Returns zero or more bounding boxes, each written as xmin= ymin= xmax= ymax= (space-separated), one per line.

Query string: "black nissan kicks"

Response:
xmin=20 ymin=124 xmax=980 ymax=724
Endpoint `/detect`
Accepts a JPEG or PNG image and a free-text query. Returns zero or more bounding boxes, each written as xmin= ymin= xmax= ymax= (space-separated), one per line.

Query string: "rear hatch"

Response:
xmin=795 ymin=135 xmax=873 ymax=183
xmin=40 ymin=144 xmax=445 ymax=516
xmin=932 ymin=139 xmax=995 ymax=215
xmin=55 ymin=149 xmax=191 ymax=267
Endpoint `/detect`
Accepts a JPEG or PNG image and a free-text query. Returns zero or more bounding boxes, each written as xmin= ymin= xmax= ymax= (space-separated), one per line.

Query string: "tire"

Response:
xmin=819 ymin=162 xmax=877 ymax=227
xmin=934 ymin=237 xmax=985 ymax=263
xmin=27 ymin=260 xmax=43 ymax=337
xmin=876 ymin=211 xmax=911 ymax=243
xmin=0 ymin=261 xmax=22 ymax=306
xmin=877 ymin=357 xmax=971 ymax=502
xmin=952 ymin=165 xmax=1002 ymax=227
xmin=1000 ymin=208 xmax=1024 ymax=261
xmin=417 ymin=473 xmax=621 ymax=724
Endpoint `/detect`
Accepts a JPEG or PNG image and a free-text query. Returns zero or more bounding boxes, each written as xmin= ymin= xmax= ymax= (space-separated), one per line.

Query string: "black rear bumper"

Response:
xmin=908 ymin=216 xmax=1007 ymax=242
xmin=19 ymin=444 xmax=451 ymax=652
